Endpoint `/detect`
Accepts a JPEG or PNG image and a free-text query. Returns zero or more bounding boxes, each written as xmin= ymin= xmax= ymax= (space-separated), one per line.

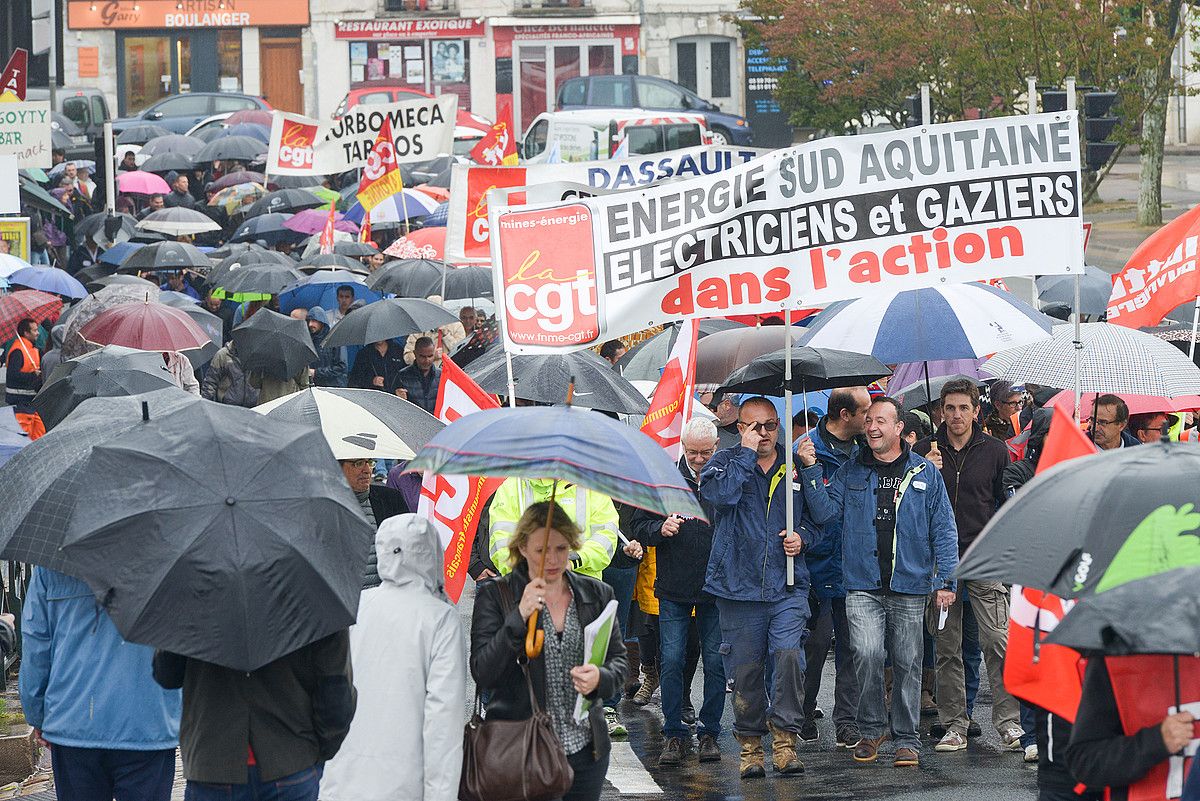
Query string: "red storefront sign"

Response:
xmin=493 ymin=24 xmax=640 ymax=58
xmin=334 ymin=19 xmax=486 ymax=39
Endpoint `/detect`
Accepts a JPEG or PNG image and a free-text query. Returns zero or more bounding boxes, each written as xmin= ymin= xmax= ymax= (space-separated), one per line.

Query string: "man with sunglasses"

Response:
xmin=700 ymin=397 xmax=837 ymax=780
xmin=340 ymin=457 xmax=410 ymax=590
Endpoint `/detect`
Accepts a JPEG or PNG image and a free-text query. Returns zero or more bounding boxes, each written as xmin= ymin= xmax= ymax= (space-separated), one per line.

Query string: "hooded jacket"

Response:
xmin=700 ymin=442 xmax=836 ymax=601
xmin=827 ymin=444 xmax=959 ymax=595
xmin=200 ymin=342 xmax=258 ymax=407
xmin=804 ymin=418 xmax=862 ymax=598
xmin=320 ymin=516 xmax=466 ymax=801
xmin=306 ymin=307 xmax=347 ymax=388
xmin=19 ymin=568 xmax=181 ymax=751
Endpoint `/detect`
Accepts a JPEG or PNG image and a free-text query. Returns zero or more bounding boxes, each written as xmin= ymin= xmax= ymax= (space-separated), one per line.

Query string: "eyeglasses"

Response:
xmin=684 ymin=448 xmax=716 ymax=458
xmin=997 ymin=398 xmax=1021 ymax=408
xmin=737 ymin=420 xmax=780 ymax=432
xmin=344 ymin=459 xmax=376 ymax=469
xmin=1093 ymin=418 xmax=1122 ymax=428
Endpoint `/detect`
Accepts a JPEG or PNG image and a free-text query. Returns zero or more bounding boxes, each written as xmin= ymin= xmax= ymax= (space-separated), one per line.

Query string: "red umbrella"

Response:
xmin=78 ymin=302 xmax=211 ymax=352
xmin=1046 ymin=390 xmax=1200 ymax=419
xmin=383 ymin=227 xmax=447 ymax=261
xmin=0 ymin=290 xmax=63 ymax=343
xmin=225 ymin=109 xmax=273 ymax=127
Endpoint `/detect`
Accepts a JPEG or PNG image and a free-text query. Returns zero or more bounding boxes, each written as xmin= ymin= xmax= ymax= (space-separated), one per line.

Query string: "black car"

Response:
xmin=112 ymin=93 xmax=270 ymax=136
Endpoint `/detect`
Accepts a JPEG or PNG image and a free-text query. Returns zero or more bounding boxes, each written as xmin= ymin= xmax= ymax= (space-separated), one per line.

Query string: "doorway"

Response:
xmin=260 ymin=35 xmax=304 ymax=113
xmin=514 ymin=40 xmax=619 ymax=132
xmin=672 ymin=35 xmax=737 ymax=114
xmin=117 ymin=30 xmax=220 ymax=116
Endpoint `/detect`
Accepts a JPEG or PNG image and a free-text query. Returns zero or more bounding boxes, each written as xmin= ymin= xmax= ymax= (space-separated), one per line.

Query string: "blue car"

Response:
xmin=556 ymin=75 xmax=753 ymax=147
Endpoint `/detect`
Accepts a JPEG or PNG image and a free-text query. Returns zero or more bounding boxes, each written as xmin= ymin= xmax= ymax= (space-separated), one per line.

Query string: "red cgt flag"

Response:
xmin=1004 ymin=402 xmax=1097 ymax=721
xmin=470 ymin=111 xmax=518 ymax=167
xmin=417 ymin=358 xmax=505 ymax=603
xmin=357 ymin=117 xmax=406 ymax=213
xmin=640 ymin=318 xmax=698 ymax=461
xmin=1107 ymin=203 xmax=1200 ymax=329
xmin=318 ymin=203 xmax=337 ymax=255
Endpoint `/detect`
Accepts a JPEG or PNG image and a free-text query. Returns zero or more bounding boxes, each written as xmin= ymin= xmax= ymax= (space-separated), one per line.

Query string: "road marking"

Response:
xmin=607 ymin=740 xmax=662 ymax=795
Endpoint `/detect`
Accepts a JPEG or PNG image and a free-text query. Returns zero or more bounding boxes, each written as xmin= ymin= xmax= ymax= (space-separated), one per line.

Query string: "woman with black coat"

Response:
xmin=470 ymin=501 xmax=628 ymax=801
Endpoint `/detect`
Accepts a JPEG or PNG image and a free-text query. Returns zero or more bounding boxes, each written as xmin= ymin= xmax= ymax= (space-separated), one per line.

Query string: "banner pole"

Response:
xmin=1065 ymin=76 xmax=1083 ymax=420
xmin=785 ymin=322 xmax=795 ymax=591
xmin=1189 ymin=295 xmax=1200 ymax=362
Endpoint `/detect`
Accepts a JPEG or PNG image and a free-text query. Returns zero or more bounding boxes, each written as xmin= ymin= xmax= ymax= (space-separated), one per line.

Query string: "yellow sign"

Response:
xmin=0 ymin=217 xmax=30 ymax=261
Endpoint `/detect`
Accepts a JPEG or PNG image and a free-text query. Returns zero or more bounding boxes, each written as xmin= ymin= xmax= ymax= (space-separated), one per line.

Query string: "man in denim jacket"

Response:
xmin=827 ymin=397 xmax=958 ymax=769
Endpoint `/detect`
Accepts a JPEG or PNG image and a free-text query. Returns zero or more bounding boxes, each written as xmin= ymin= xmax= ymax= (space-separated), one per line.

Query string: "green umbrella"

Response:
xmin=305 ymin=186 xmax=341 ymax=208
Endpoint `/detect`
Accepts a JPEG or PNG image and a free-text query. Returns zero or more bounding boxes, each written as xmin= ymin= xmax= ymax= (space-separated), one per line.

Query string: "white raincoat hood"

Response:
xmin=376 ymin=513 xmax=447 ymax=599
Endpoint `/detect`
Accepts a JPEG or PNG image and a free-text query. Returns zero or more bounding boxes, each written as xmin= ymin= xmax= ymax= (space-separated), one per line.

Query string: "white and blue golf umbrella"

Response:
xmin=797 ymin=282 xmax=1056 ymax=363
xmin=343 ymin=190 xmax=441 ymax=227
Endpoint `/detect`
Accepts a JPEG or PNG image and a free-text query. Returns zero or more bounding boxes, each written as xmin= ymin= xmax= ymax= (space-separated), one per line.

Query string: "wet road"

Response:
xmin=458 ymin=583 xmax=1038 ymax=801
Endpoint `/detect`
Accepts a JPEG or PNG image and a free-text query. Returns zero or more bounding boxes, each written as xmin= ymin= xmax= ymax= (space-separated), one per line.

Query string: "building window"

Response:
xmin=672 ymin=35 xmax=736 ymax=105
xmin=218 ymin=30 xmax=243 ymax=93
xmin=348 ymin=40 xmax=471 ymax=110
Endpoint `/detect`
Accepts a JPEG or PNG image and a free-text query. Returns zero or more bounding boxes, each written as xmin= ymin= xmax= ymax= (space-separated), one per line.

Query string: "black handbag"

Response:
xmin=459 ymin=581 xmax=574 ymax=801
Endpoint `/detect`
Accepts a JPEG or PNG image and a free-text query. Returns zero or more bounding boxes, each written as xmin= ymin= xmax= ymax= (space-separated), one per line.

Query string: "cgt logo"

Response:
xmin=497 ymin=204 xmax=600 ymax=347
xmin=274 ymin=118 xmax=316 ymax=170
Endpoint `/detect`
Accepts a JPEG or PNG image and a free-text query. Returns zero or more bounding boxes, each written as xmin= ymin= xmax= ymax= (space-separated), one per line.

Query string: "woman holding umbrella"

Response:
xmin=471 ymin=501 xmax=628 ymax=801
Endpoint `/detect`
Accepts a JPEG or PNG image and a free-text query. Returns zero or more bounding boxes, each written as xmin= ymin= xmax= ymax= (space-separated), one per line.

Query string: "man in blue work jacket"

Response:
xmin=700 ymin=396 xmax=836 ymax=780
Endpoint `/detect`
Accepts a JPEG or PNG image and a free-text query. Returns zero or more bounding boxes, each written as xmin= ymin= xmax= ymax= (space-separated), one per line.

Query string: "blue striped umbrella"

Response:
xmin=423 ymin=201 xmax=449 ymax=228
xmin=798 ymin=283 xmax=1055 ymax=363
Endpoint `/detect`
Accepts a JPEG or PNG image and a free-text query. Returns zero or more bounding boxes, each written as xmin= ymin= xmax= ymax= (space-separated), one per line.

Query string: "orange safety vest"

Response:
xmin=1108 ymin=654 xmax=1200 ymax=801
xmin=7 ymin=335 xmax=39 ymax=375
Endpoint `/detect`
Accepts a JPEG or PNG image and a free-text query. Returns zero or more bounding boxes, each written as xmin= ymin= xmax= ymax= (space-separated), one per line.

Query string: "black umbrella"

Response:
xmin=115 ymin=124 xmax=172 ymax=146
xmin=217 ymin=261 xmax=305 ymax=297
xmin=207 ymin=241 xmax=269 ymax=261
xmin=311 ymin=239 xmax=379 ymax=258
xmin=957 ymin=441 xmax=1200 ymax=598
xmin=33 ymin=345 xmax=178 ymax=431
xmin=443 ymin=266 xmax=493 ymax=300
xmin=246 ymin=188 xmax=325 ymax=218
xmin=466 ymin=347 xmax=650 ymax=415
xmin=140 ymin=151 xmax=195 ymax=174
xmin=230 ymin=212 xmax=296 ymax=245
xmin=1047 ymin=566 xmax=1200 ymax=655
xmin=0 ymin=389 xmax=199 ymax=575
xmin=232 ymin=309 xmax=317 ymax=380
xmin=59 ymin=401 xmax=373 ymax=672
xmin=616 ymin=319 xmax=745 ymax=382
xmin=139 ymin=134 xmax=205 ymax=158
xmin=119 ymin=241 xmax=211 ymax=273
xmin=207 ymin=249 xmax=297 ymax=290
xmin=299 ymin=253 xmax=364 ymax=272
xmin=323 ymin=298 xmax=457 ymax=348
xmin=271 ymin=174 xmax=324 ymax=189
xmin=892 ymin=374 xmax=985 ymax=411
xmin=365 ymin=259 xmax=444 ymax=297
xmin=719 ymin=346 xmax=892 ymax=395
xmin=74 ymin=212 xmax=137 ymax=245
xmin=88 ymin=274 xmax=158 ymax=293
xmin=1036 ymin=266 xmax=1113 ymax=319
xmin=195 ymin=135 xmax=267 ymax=164
xmin=76 ymin=263 xmax=120 ymax=288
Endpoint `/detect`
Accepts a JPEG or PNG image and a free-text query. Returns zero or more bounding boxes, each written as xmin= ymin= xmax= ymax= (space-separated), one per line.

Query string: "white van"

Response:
xmin=519 ymin=109 xmax=712 ymax=163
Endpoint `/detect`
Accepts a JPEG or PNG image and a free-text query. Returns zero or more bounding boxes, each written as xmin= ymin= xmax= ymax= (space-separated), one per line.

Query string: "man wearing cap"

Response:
xmin=984 ymin=381 xmax=1023 ymax=441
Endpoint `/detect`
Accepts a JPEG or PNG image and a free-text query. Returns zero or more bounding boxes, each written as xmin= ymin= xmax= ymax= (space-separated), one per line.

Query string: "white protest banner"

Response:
xmin=490 ymin=112 xmax=1084 ymax=354
xmin=0 ymin=102 xmax=50 ymax=169
xmin=447 ymin=146 xmax=765 ymax=262
xmin=265 ymin=95 xmax=457 ymax=176
xmin=0 ymin=154 xmax=19 ymax=214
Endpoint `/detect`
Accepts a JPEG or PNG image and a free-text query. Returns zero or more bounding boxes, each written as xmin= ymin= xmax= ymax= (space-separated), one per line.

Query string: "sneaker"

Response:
xmin=930 ymin=722 xmax=947 ymax=739
xmin=1024 ymin=743 xmax=1039 ymax=763
xmin=605 ymin=707 xmax=628 ymax=738
xmin=812 ymin=706 xmax=825 ymax=720
xmin=1001 ymin=727 xmax=1025 ymax=751
xmin=799 ymin=719 xmax=819 ymax=742
xmin=698 ymin=733 xmax=721 ymax=762
xmin=893 ymin=747 xmax=920 ymax=767
xmin=658 ymin=736 xmax=686 ymax=767
xmin=836 ymin=725 xmax=862 ymax=749
xmin=852 ymin=735 xmax=886 ymax=763
xmin=967 ymin=719 xmax=982 ymax=738
xmin=934 ymin=730 xmax=968 ymax=752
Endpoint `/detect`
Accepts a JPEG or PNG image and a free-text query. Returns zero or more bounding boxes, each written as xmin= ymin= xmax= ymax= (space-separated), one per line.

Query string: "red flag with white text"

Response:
xmin=640 ymin=318 xmax=698 ymax=460
xmin=318 ymin=203 xmax=337 ymax=255
xmin=417 ymin=357 xmax=505 ymax=602
xmin=1106 ymin=203 xmax=1200 ymax=329
xmin=469 ymin=112 xmax=518 ymax=167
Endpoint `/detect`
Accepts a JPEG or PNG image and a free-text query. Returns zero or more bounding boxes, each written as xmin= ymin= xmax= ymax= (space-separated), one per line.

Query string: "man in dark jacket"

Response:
xmin=340 ymin=457 xmax=409 ymax=589
xmin=304 ymin=307 xmax=346 ymax=388
xmin=631 ymin=418 xmax=724 ymax=767
xmin=700 ymin=397 xmax=836 ymax=779
xmin=914 ymin=378 xmax=1022 ymax=754
xmin=801 ymin=386 xmax=870 ymax=749
xmin=163 ymin=172 xmax=196 ymax=209
xmin=390 ymin=336 xmax=439 ymax=413
xmin=348 ymin=339 xmax=406 ymax=393
xmin=153 ymin=632 xmax=353 ymax=799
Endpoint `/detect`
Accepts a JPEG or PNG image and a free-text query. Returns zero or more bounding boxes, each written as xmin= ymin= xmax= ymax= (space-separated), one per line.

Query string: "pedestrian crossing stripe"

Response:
xmin=607 ymin=740 xmax=663 ymax=795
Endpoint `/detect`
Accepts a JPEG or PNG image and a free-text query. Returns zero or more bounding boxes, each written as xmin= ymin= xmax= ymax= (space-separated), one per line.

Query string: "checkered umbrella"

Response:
xmin=983 ymin=323 xmax=1200 ymax=397
xmin=0 ymin=290 xmax=63 ymax=344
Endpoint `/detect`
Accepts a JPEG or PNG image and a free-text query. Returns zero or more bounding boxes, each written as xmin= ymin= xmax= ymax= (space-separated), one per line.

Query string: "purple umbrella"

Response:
xmin=889 ymin=358 xmax=987 ymax=389
xmin=283 ymin=209 xmax=360 ymax=236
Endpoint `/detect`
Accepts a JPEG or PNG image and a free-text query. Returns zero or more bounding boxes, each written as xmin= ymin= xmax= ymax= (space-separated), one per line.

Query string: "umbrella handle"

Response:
xmin=525 ymin=614 xmax=545 ymax=659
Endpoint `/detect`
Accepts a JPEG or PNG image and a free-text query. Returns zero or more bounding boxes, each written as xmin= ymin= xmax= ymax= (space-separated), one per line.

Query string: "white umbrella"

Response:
xmin=254 ymin=387 xmax=444 ymax=461
xmin=136 ymin=208 xmax=222 ymax=236
xmin=0 ymin=254 xmax=33 ymax=279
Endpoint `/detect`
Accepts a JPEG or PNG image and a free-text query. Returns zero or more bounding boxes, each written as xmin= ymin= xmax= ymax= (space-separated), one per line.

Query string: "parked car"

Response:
xmin=112 ymin=92 xmax=271 ymax=135
xmin=334 ymin=85 xmax=493 ymax=156
xmin=519 ymin=109 xmax=712 ymax=163
xmin=26 ymin=86 xmax=110 ymax=160
xmin=556 ymin=75 xmax=753 ymax=146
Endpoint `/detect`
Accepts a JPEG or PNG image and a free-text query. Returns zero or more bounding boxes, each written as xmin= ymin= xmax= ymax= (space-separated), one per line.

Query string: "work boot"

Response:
xmin=920 ymin=668 xmax=938 ymax=716
xmin=658 ymin=736 xmax=686 ymax=767
xmin=768 ymin=722 xmax=805 ymax=774
xmin=736 ymin=735 xmax=765 ymax=779
xmin=852 ymin=735 xmax=887 ymax=763
xmin=698 ymin=733 xmax=721 ymax=762
xmin=624 ymin=640 xmax=642 ymax=696
xmin=632 ymin=663 xmax=658 ymax=706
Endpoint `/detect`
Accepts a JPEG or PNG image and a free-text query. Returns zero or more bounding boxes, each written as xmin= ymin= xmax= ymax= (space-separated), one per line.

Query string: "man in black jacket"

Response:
xmin=348 ymin=339 xmax=406 ymax=393
xmin=630 ymin=418 xmax=725 ymax=767
xmin=153 ymin=631 xmax=355 ymax=798
xmin=914 ymin=378 xmax=1023 ymax=753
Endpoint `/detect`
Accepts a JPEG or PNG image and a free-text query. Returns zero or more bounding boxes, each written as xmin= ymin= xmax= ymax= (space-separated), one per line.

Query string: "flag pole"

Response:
xmin=785 ymin=321 xmax=795 ymax=591
xmin=1074 ymin=274 xmax=1083 ymax=421
xmin=1189 ymin=295 xmax=1200 ymax=362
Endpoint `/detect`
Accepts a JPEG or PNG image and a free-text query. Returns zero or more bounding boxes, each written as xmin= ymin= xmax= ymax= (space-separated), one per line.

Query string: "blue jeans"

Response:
xmin=602 ymin=564 xmax=636 ymax=707
xmin=1020 ymin=702 xmax=1037 ymax=748
xmin=51 ymin=745 xmax=175 ymax=801
xmin=715 ymin=592 xmax=808 ymax=738
xmin=184 ymin=764 xmax=323 ymax=801
xmin=846 ymin=591 xmax=925 ymax=752
xmin=659 ymin=598 xmax=725 ymax=739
